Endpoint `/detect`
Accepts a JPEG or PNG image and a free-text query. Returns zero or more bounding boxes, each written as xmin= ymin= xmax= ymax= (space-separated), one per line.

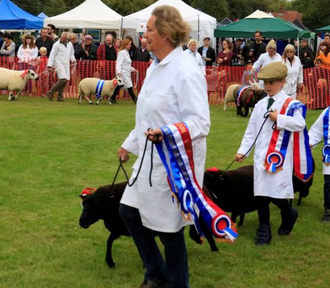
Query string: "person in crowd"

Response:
xmin=35 ymin=28 xmax=54 ymax=56
xmin=47 ymin=24 xmax=59 ymax=42
xmin=216 ymin=39 xmax=233 ymax=66
xmin=301 ymin=49 xmax=315 ymax=69
xmin=248 ymin=31 xmax=267 ymax=62
xmin=315 ymin=39 xmax=330 ymax=70
xmin=36 ymin=47 xmax=49 ymax=97
xmin=309 ymin=107 xmax=330 ymax=222
xmin=324 ymin=33 xmax=330 ymax=41
xmin=69 ymin=33 xmax=84 ymax=60
xmin=0 ymin=33 xmax=16 ymax=63
xmin=109 ymin=39 xmax=138 ymax=104
xmin=125 ymin=35 xmax=137 ymax=61
xmin=136 ymin=38 xmax=151 ymax=62
xmin=17 ymin=34 xmax=38 ymax=94
xmin=46 ymin=32 xmax=76 ymax=102
xmin=300 ymin=39 xmax=313 ymax=62
xmin=281 ymin=44 xmax=303 ymax=99
xmin=235 ymin=62 xmax=306 ymax=246
xmin=232 ymin=38 xmax=244 ymax=64
xmin=97 ymin=34 xmax=117 ymax=61
xmin=241 ymin=59 xmax=257 ymax=85
xmin=0 ymin=32 xmax=4 ymax=48
xmin=252 ymin=40 xmax=282 ymax=88
xmin=197 ymin=36 xmax=216 ymax=68
xmin=184 ymin=38 xmax=205 ymax=75
xmin=118 ymin=5 xmax=210 ymax=288
xmin=81 ymin=35 xmax=97 ymax=60
xmin=115 ymin=38 xmax=122 ymax=50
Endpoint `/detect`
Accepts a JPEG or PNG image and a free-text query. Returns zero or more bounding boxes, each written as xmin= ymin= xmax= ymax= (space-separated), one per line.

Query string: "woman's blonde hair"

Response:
xmin=152 ymin=5 xmax=191 ymax=48
xmin=282 ymin=44 xmax=295 ymax=61
xmin=188 ymin=39 xmax=198 ymax=47
xmin=266 ymin=39 xmax=276 ymax=50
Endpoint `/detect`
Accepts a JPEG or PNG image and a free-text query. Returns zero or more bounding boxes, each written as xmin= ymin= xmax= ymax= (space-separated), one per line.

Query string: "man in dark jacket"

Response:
xmin=36 ymin=28 xmax=54 ymax=56
xmin=197 ymin=36 xmax=216 ymax=67
xmin=97 ymin=34 xmax=117 ymax=61
xmin=136 ymin=38 xmax=151 ymax=62
xmin=69 ymin=33 xmax=84 ymax=60
xmin=248 ymin=31 xmax=266 ymax=62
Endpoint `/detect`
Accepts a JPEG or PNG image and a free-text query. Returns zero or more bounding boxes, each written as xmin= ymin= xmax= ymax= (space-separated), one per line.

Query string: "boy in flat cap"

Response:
xmin=235 ymin=62 xmax=313 ymax=246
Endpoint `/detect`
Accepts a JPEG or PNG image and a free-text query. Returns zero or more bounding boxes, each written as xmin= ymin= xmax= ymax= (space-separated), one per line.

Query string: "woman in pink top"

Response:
xmin=17 ymin=34 xmax=38 ymax=94
xmin=216 ymin=39 xmax=233 ymax=66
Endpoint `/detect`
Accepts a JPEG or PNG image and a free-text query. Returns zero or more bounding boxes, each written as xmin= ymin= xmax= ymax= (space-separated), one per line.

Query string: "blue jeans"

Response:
xmin=324 ymin=175 xmax=330 ymax=209
xmin=119 ymin=203 xmax=189 ymax=288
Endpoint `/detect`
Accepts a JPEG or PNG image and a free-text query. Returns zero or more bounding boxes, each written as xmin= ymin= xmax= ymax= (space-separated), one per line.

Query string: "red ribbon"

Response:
xmin=20 ymin=70 xmax=29 ymax=79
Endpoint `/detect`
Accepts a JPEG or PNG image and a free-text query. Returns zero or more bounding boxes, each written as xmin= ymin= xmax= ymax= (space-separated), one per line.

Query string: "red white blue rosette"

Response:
xmin=323 ymin=144 xmax=330 ymax=166
xmin=266 ymin=151 xmax=284 ymax=173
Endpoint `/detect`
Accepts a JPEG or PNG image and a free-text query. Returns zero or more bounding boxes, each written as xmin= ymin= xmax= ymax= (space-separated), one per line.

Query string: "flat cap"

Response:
xmin=257 ymin=62 xmax=287 ymax=81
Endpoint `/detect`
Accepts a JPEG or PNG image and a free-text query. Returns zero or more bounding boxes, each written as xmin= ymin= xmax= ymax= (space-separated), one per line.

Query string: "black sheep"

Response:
xmin=79 ymin=182 xmax=129 ymax=268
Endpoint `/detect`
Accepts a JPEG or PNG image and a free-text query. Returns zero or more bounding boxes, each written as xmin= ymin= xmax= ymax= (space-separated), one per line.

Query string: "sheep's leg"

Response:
xmin=84 ymin=95 xmax=93 ymax=105
xmin=78 ymin=94 xmax=83 ymax=104
xmin=223 ymin=101 xmax=227 ymax=110
xmin=200 ymin=216 xmax=218 ymax=252
xmin=238 ymin=213 xmax=245 ymax=226
xmin=96 ymin=96 xmax=102 ymax=105
xmin=8 ymin=92 xmax=13 ymax=101
xmin=243 ymin=106 xmax=249 ymax=117
xmin=105 ymin=232 xmax=119 ymax=268
xmin=13 ymin=91 xmax=22 ymax=100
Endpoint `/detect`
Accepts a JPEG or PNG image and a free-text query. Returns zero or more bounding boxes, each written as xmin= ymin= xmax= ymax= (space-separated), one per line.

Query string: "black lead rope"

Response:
xmin=220 ymin=110 xmax=274 ymax=179
xmin=110 ymin=130 xmax=160 ymax=192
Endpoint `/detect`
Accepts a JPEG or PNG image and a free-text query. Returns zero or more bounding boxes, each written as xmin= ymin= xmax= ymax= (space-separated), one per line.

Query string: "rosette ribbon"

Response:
xmin=155 ymin=123 xmax=238 ymax=242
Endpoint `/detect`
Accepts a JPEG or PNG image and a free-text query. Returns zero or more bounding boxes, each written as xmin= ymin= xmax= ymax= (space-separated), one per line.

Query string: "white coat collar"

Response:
xmin=153 ymin=46 xmax=182 ymax=66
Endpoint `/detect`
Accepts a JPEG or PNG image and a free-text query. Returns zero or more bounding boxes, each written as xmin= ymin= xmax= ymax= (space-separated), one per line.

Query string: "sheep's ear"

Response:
xmin=249 ymin=80 xmax=253 ymax=85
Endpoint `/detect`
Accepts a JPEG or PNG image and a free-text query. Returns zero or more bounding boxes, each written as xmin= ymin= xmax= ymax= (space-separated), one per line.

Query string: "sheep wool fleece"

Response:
xmin=120 ymin=46 xmax=210 ymax=233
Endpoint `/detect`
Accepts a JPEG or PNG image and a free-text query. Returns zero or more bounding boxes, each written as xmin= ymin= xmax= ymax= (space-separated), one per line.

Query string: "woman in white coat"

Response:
xmin=109 ymin=39 xmax=137 ymax=104
xmin=281 ymin=44 xmax=303 ymax=99
xmin=184 ymin=38 xmax=205 ymax=75
xmin=252 ymin=40 xmax=282 ymax=89
xmin=117 ymin=5 xmax=210 ymax=288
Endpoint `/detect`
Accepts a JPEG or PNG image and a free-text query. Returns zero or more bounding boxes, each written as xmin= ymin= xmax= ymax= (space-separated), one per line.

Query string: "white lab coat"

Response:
xmin=184 ymin=49 xmax=205 ymax=75
xmin=282 ymin=56 xmax=303 ymax=99
xmin=237 ymin=90 xmax=305 ymax=199
xmin=120 ymin=46 xmax=210 ymax=232
xmin=309 ymin=107 xmax=330 ymax=175
xmin=116 ymin=49 xmax=134 ymax=88
xmin=253 ymin=52 xmax=282 ymax=89
xmin=48 ymin=41 xmax=75 ymax=80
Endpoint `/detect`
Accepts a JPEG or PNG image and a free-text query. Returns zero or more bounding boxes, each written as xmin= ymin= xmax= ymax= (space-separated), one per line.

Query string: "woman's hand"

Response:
xmin=145 ymin=128 xmax=163 ymax=143
xmin=118 ymin=147 xmax=130 ymax=162
xmin=235 ymin=154 xmax=245 ymax=163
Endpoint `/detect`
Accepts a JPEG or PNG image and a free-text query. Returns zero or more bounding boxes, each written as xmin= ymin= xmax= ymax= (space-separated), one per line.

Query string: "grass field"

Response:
xmin=0 ymin=97 xmax=329 ymax=288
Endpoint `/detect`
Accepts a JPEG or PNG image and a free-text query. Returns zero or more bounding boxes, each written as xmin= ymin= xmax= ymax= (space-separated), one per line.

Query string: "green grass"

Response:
xmin=0 ymin=97 xmax=329 ymax=288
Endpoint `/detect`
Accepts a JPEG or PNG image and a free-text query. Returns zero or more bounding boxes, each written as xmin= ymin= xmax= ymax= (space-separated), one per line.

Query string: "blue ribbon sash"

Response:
xmin=95 ymin=80 xmax=105 ymax=99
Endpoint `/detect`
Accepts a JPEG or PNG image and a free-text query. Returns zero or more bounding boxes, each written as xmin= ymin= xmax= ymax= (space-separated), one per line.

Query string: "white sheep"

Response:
xmin=0 ymin=68 xmax=39 ymax=100
xmin=78 ymin=76 xmax=123 ymax=105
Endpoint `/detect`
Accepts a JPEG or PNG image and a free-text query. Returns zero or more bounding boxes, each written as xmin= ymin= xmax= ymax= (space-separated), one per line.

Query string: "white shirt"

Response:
xmin=184 ymin=48 xmax=205 ymax=75
xmin=237 ymin=90 xmax=305 ymax=199
xmin=282 ymin=56 xmax=303 ymax=99
xmin=48 ymin=41 xmax=75 ymax=80
xmin=116 ymin=49 xmax=135 ymax=88
xmin=309 ymin=107 xmax=330 ymax=175
xmin=120 ymin=46 xmax=210 ymax=232
xmin=17 ymin=44 xmax=38 ymax=65
xmin=253 ymin=52 xmax=282 ymax=88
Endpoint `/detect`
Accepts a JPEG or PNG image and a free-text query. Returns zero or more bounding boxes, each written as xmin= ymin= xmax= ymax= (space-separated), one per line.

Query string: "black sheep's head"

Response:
xmin=79 ymin=194 xmax=103 ymax=229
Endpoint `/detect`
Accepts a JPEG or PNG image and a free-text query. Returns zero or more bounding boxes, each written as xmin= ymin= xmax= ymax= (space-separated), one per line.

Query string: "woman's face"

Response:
xmin=143 ymin=15 xmax=165 ymax=56
xmin=26 ymin=38 xmax=32 ymax=44
xmin=285 ymin=49 xmax=294 ymax=58
xmin=268 ymin=48 xmax=275 ymax=57
xmin=189 ymin=42 xmax=197 ymax=53
xmin=125 ymin=41 xmax=132 ymax=50
xmin=115 ymin=40 xmax=121 ymax=48
xmin=222 ymin=41 xmax=228 ymax=49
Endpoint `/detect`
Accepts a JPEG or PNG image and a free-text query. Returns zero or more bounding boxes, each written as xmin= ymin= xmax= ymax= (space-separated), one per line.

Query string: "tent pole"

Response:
xmin=297 ymin=37 xmax=299 ymax=58
xmin=120 ymin=17 xmax=123 ymax=39
xmin=198 ymin=14 xmax=200 ymax=41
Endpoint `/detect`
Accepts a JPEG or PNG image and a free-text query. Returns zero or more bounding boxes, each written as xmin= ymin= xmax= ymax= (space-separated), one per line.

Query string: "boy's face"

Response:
xmin=264 ymin=79 xmax=285 ymax=96
xmin=40 ymin=51 xmax=47 ymax=56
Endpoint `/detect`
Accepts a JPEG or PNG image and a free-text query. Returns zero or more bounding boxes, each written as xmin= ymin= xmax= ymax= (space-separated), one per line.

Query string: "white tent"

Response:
xmin=123 ymin=0 xmax=216 ymax=45
xmin=44 ymin=0 xmax=122 ymax=30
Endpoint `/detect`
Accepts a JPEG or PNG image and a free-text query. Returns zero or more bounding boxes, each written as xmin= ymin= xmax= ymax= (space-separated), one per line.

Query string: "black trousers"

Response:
xmin=256 ymin=196 xmax=292 ymax=226
xmin=111 ymin=85 xmax=136 ymax=102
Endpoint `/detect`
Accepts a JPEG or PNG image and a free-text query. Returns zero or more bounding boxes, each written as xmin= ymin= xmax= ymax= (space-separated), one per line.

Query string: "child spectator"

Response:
xmin=235 ymin=62 xmax=313 ymax=246
xmin=241 ymin=60 xmax=257 ymax=85
xmin=36 ymin=47 xmax=49 ymax=97
xmin=309 ymin=108 xmax=330 ymax=221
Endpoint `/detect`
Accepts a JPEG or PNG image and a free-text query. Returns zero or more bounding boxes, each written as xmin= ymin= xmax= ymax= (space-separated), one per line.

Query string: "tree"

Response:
xmin=191 ymin=0 xmax=229 ymax=22
xmin=65 ymin=0 xmax=84 ymax=11
xmin=43 ymin=0 xmax=67 ymax=17
xmin=104 ymin=0 xmax=153 ymax=16
xmin=12 ymin=0 xmax=42 ymax=16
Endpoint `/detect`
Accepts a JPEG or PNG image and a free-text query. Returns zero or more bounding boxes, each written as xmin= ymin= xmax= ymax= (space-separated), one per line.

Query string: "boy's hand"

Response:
xmin=235 ymin=154 xmax=245 ymax=163
xmin=269 ymin=110 xmax=278 ymax=121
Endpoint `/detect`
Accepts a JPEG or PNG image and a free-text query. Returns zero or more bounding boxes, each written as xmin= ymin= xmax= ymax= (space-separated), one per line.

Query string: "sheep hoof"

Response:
xmin=89 ymin=102 xmax=93 ymax=105
xmin=106 ymin=261 xmax=115 ymax=268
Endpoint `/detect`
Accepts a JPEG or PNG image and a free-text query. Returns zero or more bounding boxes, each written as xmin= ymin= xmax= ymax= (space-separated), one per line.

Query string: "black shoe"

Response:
xmin=109 ymin=98 xmax=117 ymax=104
xmin=139 ymin=278 xmax=167 ymax=288
xmin=47 ymin=92 xmax=53 ymax=101
xmin=278 ymin=208 xmax=298 ymax=235
xmin=255 ymin=224 xmax=272 ymax=246
xmin=322 ymin=209 xmax=330 ymax=222
xmin=57 ymin=98 xmax=64 ymax=102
